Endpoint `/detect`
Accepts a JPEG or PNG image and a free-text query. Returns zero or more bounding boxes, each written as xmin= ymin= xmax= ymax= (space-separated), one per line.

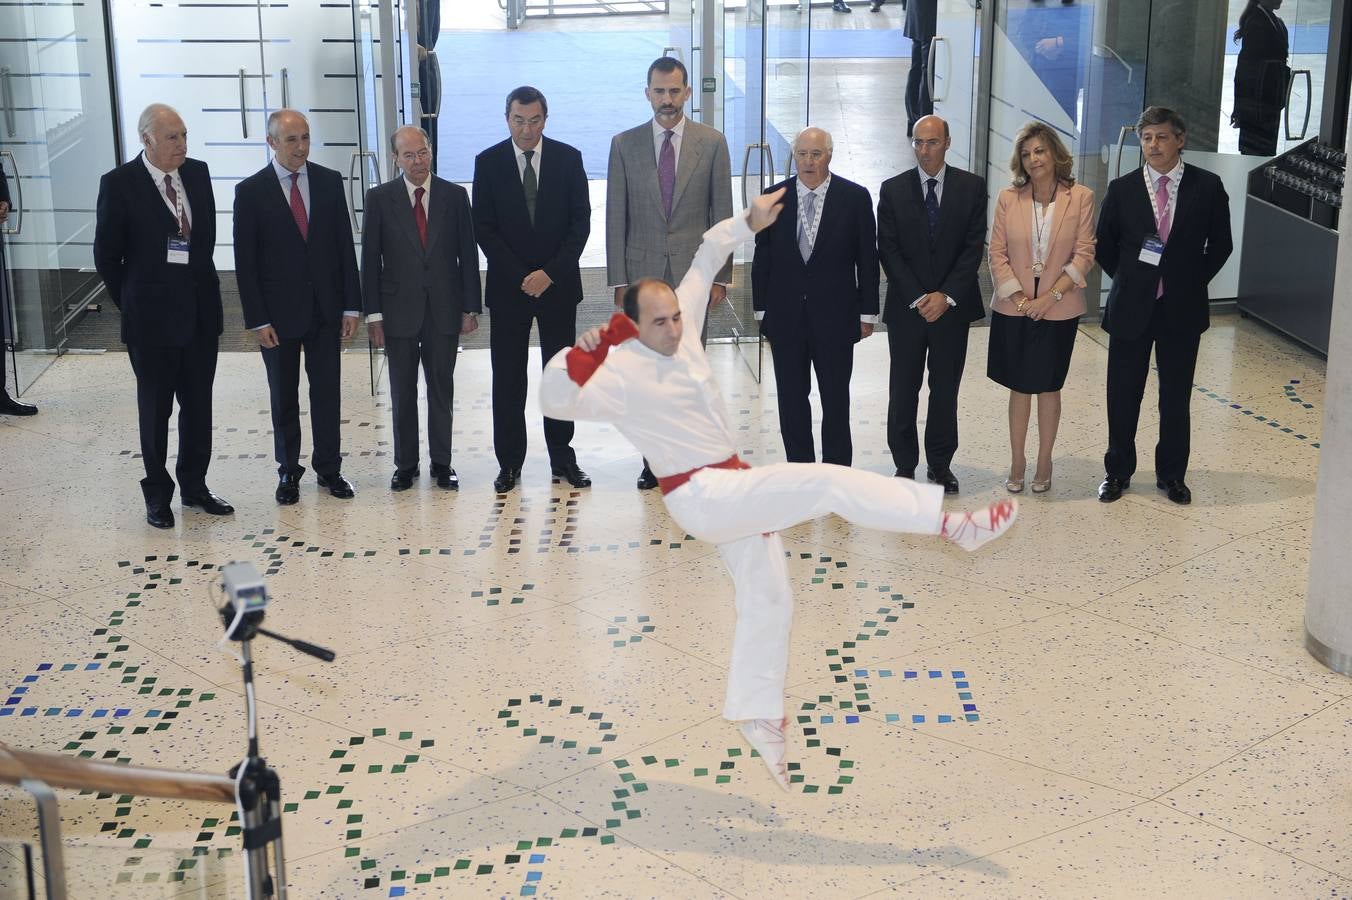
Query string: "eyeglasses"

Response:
xmin=911 ymin=138 xmax=944 ymax=150
xmin=510 ymin=116 xmax=545 ymax=128
xmin=793 ymin=149 xmax=827 ymax=160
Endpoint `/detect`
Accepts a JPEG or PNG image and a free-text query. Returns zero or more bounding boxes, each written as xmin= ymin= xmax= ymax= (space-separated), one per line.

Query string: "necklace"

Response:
xmin=1031 ymin=181 xmax=1052 ymax=277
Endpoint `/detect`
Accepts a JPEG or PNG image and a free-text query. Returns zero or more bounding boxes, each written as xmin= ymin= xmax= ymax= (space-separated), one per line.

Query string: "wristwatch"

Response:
xmin=1051 ymin=288 xmax=1064 ymax=302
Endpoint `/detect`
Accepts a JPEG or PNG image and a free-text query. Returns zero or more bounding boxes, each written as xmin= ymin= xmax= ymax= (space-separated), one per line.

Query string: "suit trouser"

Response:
xmin=768 ymin=327 xmax=855 ymax=466
xmin=386 ymin=306 xmax=458 ymax=472
xmin=261 ymin=314 xmax=342 ymax=478
xmin=127 ymin=326 xmax=219 ymax=505
xmin=906 ymin=36 xmax=934 ymax=130
xmin=664 ymin=462 xmax=944 ymax=720
xmin=490 ymin=299 xmax=577 ymax=470
xmin=1104 ymin=298 xmax=1201 ymax=483
xmin=886 ymin=309 xmax=969 ymax=475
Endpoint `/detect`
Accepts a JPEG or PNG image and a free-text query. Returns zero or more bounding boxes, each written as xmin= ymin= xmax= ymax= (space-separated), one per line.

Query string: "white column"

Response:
xmin=1305 ymin=117 xmax=1352 ymax=677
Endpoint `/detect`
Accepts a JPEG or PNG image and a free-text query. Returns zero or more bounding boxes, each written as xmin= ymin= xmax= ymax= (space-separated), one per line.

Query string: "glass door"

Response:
xmin=1 ymin=0 xmax=118 ymax=392
xmin=932 ymin=0 xmax=983 ymax=171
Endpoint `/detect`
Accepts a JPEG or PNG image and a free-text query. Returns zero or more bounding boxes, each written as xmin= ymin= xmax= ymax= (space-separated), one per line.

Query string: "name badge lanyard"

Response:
xmin=166 ymin=174 xmax=191 ymax=265
xmin=1031 ymin=196 xmax=1052 ymax=277
xmin=798 ymin=187 xmax=825 ymax=253
xmin=1143 ymin=164 xmax=1180 ymax=239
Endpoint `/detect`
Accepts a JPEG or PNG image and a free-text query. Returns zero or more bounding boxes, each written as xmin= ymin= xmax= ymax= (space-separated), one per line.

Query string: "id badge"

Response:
xmin=167 ymin=235 xmax=190 ymax=265
xmin=1138 ymin=234 xmax=1164 ymax=267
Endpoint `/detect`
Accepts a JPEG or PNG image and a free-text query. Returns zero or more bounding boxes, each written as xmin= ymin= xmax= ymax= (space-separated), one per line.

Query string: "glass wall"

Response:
xmin=0 ymin=0 xmax=118 ymax=394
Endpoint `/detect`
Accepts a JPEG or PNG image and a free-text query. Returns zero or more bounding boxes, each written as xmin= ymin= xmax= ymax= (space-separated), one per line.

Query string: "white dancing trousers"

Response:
xmin=663 ymin=463 xmax=945 ymax=720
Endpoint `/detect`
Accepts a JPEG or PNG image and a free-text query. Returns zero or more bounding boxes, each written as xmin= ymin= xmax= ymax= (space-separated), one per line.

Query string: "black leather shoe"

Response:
xmin=181 ymin=489 xmax=234 ymax=516
xmin=0 ymin=394 xmax=38 ymax=416
xmin=494 ymin=467 xmax=520 ymax=493
xmin=1098 ymin=475 xmax=1129 ymax=503
xmin=275 ymin=472 xmax=301 ymax=506
xmin=926 ymin=467 xmax=960 ymax=494
xmin=145 ymin=502 xmax=174 ymax=529
xmin=390 ymin=468 xmax=418 ymax=491
xmin=833 ymin=0 xmax=852 ymax=11
xmin=431 ymin=463 xmax=459 ymax=491
xmin=869 ymin=0 xmax=883 ymax=10
xmin=894 ymin=468 xmax=915 ymax=479
xmin=636 ymin=465 xmax=659 ymax=491
xmin=551 ymin=462 xmax=592 ymax=488
xmin=317 ymin=472 xmax=354 ymax=499
xmin=1157 ymin=478 xmax=1192 ymax=505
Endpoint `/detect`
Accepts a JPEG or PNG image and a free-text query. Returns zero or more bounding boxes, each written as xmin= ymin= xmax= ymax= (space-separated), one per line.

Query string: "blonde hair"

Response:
xmin=1009 ymin=121 xmax=1075 ymax=187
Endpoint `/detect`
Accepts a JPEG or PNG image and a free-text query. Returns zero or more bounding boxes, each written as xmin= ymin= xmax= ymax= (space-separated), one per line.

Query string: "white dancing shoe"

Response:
xmin=739 ymin=718 xmax=792 ymax=792
xmin=941 ymin=498 xmax=1018 ymax=552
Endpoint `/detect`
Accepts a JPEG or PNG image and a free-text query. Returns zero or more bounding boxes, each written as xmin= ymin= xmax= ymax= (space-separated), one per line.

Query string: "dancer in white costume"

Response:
xmin=540 ymin=188 xmax=1016 ymax=790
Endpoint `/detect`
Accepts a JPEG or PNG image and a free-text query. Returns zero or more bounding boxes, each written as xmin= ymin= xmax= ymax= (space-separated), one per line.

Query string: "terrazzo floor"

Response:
xmin=1 ymin=313 xmax=1348 ymax=898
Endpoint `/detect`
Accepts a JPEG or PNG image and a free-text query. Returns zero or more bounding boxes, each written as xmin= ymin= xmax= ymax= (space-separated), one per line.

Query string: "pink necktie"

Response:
xmin=1155 ymin=175 xmax=1171 ymax=298
xmin=289 ymin=172 xmax=308 ymax=241
xmin=164 ymin=174 xmax=190 ymax=240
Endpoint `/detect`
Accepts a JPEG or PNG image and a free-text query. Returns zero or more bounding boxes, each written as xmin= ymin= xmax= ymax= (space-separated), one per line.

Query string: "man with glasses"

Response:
xmin=606 ymin=55 xmax=733 ymax=491
xmin=751 ymin=127 xmax=878 ymax=467
xmin=1095 ymin=106 xmax=1232 ymax=506
xmin=361 ymin=125 xmax=482 ymax=492
xmin=877 ymin=115 xmax=988 ymax=494
xmin=473 ymin=86 xmax=592 ymax=493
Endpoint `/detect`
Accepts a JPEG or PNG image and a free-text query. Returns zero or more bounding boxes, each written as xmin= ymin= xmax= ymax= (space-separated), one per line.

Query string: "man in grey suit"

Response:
xmin=361 ymin=125 xmax=482 ymax=492
xmin=606 ymin=55 xmax=734 ymax=490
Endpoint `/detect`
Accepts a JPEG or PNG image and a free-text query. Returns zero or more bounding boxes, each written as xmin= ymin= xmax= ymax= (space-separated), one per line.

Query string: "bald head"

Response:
xmin=792 ymin=127 xmax=833 ymax=189
xmin=267 ymin=109 xmax=311 ymax=173
xmin=139 ymin=104 xmax=187 ymax=173
xmin=911 ymin=115 xmax=951 ymax=178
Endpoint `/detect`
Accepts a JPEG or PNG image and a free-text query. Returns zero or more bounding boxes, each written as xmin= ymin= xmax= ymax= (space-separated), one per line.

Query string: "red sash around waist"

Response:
xmin=657 ymin=454 xmax=750 ymax=496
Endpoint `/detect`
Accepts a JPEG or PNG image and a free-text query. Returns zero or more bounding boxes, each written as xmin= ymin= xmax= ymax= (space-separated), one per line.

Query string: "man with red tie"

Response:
xmin=94 ymin=103 xmax=232 ymax=529
xmin=234 ymin=109 xmax=362 ymax=505
xmin=361 ymin=126 xmax=482 ymax=492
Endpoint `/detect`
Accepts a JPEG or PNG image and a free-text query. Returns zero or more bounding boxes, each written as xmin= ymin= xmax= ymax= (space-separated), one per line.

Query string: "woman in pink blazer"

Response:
xmin=987 ymin=122 xmax=1096 ymax=494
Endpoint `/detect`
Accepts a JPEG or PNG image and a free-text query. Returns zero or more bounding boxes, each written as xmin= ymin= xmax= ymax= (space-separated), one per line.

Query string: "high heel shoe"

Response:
xmin=1031 ymin=462 xmax=1053 ymax=494
xmin=1005 ymin=464 xmax=1025 ymax=494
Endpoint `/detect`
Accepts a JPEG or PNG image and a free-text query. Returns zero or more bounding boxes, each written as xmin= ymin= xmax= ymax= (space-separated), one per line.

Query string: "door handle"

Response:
xmin=930 ymin=36 xmax=951 ymax=102
xmin=0 ymin=150 xmax=20 ymax=235
xmin=239 ymin=69 xmax=249 ymax=139
xmin=926 ymin=36 xmax=939 ymax=102
xmin=1285 ymin=69 xmax=1312 ymax=141
xmin=347 ymin=150 xmax=362 ymax=232
xmin=762 ymin=144 xmax=777 ymax=194
xmin=1 ymin=67 xmax=14 ymax=138
xmin=280 ymin=67 xmax=290 ymax=109
xmin=1113 ymin=124 xmax=1136 ymax=180
xmin=741 ymin=142 xmax=767 ymax=208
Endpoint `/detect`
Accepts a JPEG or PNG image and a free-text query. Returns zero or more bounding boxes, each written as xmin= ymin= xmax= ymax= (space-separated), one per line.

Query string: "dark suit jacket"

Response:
xmin=904 ymin=0 xmax=937 ymax=40
xmin=1096 ymin=164 xmax=1233 ymax=340
xmin=93 ymin=154 xmax=222 ymax=348
xmin=1234 ymin=9 xmax=1290 ymax=124
xmin=471 ymin=136 xmax=590 ymax=313
xmin=360 ymin=175 xmax=481 ymax=340
xmin=233 ymin=161 xmax=360 ymax=339
xmin=751 ymin=175 xmax=879 ymax=346
xmin=877 ymin=165 xmax=987 ymax=325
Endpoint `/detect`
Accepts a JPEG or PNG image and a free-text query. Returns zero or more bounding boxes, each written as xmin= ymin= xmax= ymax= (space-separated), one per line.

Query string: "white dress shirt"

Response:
xmin=1145 ymin=159 xmax=1184 ymax=237
xmin=910 ymin=165 xmax=957 ymax=310
xmin=514 ymin=138 xmax=542 ymax=186
xmin=651 ymin=116 xmax=686 ymax=169
xmin=141 ymin=154 xmax=192 ymax=229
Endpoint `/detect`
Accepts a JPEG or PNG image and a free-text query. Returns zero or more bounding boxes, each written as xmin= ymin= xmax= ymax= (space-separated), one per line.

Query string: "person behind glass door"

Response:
xmin=233 ymin=109 xmax=362 ymax=506
xmin=751 ymin=127 xmax=879 ymax=467
xmin=877 ymin=115 xmax=988 ymax=495
xmin=1232 ymin=0 xmax=1291 ymax=156
xmin=361 ymin=126 xmax=482 ymax=493
xmin=605 ymin=56 xmax=733 ymax=491
xmin=986 ymin=122 xmax=1096 ymax=495
xmin=1095 ymin=107 xmax=1233 ymax=506
xmin=0 ymin=166 xmax=38 ymax=416
xmin=93 ymin=104 xmax=233 ymax=529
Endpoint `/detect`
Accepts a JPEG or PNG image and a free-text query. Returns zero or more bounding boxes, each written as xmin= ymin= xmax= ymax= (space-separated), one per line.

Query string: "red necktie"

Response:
xmin=413 ymin=186 xmax=427 ymax=248
xmin=164 ymin=173 xmax=191 ymax=240
xmin=289 ymin=172 xmax=308 ymax=241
